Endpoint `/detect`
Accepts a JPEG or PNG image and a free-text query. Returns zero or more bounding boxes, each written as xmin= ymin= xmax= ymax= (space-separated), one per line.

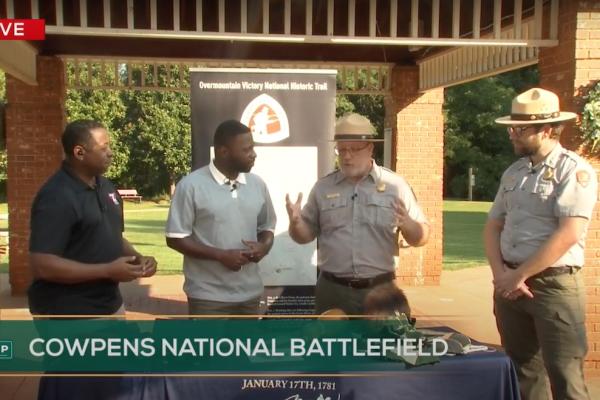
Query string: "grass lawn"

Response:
xmin=443 ymin=200 xmax=492 ymax=270
xmin=0 ymin=200 xmax=492 ymax=274
xmin=121 ymin=201 xmax=182 ymax=274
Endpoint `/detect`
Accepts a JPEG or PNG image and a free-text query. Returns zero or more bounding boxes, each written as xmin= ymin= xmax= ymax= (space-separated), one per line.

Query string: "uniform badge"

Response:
xmin=108 ymin=192 xmax=120 ymax=205
xmin=542 ymin=168 xmax=555 ymax=181
xmin=376 ymin=182 xmax=386 ymax=192
xmin=576 ymin=170 xmax=590 ymax=187
xmin=325 ymin=193 xmax=340 ymax=199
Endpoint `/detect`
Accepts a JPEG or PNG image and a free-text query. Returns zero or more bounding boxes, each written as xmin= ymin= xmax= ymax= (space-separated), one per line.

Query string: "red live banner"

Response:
xmin=0 ymin=19 xmax=45 ymax=40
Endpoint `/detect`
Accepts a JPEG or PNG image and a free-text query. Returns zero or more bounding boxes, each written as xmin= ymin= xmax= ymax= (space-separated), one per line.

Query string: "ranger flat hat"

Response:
xmin=495 ymin=87 xmax=577 ymax=125
xmin=333 ymin=113 xmax=384 ymax=142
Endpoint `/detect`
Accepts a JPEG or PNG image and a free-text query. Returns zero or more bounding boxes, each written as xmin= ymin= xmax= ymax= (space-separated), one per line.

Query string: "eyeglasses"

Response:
xmin=506 ymin=126 xmax=539 ymax=137
xmin=334 ymin=143 xmax=370 ymax=156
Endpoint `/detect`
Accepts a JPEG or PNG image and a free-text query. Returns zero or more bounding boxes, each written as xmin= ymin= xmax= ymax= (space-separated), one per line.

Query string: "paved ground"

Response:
xmin=1 ymin=267 xmax=599 ymax=399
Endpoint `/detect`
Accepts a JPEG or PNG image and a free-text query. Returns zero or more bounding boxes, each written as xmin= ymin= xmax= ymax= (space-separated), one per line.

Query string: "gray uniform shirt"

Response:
xmin=301 ymin=161 xmax=428 ymax=278
xmin=489 ymin=143 xmax=597 ymax=267
xmin=166 ymin=161 xmax=276 ymax=302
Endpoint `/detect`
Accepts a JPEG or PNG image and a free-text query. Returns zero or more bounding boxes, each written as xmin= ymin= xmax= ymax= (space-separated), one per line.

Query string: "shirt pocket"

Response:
xmin=365 ymin=194 xmax=396 ymax=230
xmin=319 ymin=197 xmax=348 ymax=232
xmin=502 ymin=181 xmax=518 ymax=211
xmin=528 ymin=182 xmax=556 ymax=216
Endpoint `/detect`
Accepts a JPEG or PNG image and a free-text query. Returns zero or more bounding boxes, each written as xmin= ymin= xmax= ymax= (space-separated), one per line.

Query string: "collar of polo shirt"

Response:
xmin=209 ymin=160 xmax=247 ymax=186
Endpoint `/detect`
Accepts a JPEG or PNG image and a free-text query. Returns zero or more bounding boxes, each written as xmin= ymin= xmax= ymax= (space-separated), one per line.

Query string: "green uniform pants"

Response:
xmin=494 ymin=271 xmax=590 ymax=400
xmin=315 ymin=274 xmax=374 ymax=315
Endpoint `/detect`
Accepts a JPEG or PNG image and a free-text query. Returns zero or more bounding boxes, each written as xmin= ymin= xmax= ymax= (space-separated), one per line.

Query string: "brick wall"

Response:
xmin=386 ymin=66 xmax=444 ymax=286
xmin=539 ymin=0 xmax=600 ymax=374
xmin=5 ymin=56 xmax=65 ymax=295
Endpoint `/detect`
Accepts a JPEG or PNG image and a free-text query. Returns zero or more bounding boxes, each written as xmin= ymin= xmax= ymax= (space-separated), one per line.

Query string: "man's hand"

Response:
xmin=494 ymin=267 xmax=534 ymax=300
xmin=242 ymin=240 xmax=269 ymax=263
xmin=285 ymin=193 xmax=303 ymax=224
xmin=392 ymin=198 xmax=411 ymax=229
xmin=139 ymin=256 xmax=158 ymax=277
xmin=106 ymin=256 xmax=144 ymax=282
xmin=218 ymin=249 xmax=251 ymax=271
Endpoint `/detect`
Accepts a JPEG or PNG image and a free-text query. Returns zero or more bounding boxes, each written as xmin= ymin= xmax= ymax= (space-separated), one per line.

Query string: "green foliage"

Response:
xmin=580 ymin=81 xmax=600 ymax=152
xmin=65 ymin=64 xmax=191 ymax=197
xmin=444 ymin=66 xmax=538 ymax=200
xmin=120 ymin=90 xmax=191 ymax=197
xmin=66 ymin=88 xmax=129 ymax=179
xmin=0 ymin=71 xmax=5 ymax=102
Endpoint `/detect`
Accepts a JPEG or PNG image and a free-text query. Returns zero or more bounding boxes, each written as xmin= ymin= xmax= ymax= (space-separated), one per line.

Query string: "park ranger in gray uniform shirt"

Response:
xmin=484 ymin=88 xmax=597 ymax=400
xmin=286 ymin=113 xmax=430 ymax=315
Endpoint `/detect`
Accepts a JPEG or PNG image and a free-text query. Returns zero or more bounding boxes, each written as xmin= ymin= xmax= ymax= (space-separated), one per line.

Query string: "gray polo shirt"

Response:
xmin=301 ymin=161 xmax=428 ymax=278
xmin=489 ymin=143 xmax=597 ymax=267
xmin=166 ymin=161 xmax=276 ymax=302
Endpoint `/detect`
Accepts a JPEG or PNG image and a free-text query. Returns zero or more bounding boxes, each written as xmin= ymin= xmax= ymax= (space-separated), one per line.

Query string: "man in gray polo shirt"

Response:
xmin=485 ymin=88 xmax=597 ymax=400
xmin=166 ymin=120 xmax=276 ymax=315
xmin=286 ymin=113 xmax=429 ymax=315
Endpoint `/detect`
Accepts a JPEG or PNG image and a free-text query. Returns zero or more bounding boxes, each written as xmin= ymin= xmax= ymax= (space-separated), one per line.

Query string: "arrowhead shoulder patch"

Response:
xmin=576 ymin=170 xmax=590 ymax=188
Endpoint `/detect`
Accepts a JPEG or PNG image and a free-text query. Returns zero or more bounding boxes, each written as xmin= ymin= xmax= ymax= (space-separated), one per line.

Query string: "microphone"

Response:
xmin=230 ymin=183 xmax=238 ymax=192
xmin=351 ymin=193 xmax=358 ymax=201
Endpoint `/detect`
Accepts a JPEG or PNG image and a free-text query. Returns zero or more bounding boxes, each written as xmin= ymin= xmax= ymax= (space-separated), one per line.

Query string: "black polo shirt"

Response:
xmin=28 ymin=163 xmax=125 ymax=315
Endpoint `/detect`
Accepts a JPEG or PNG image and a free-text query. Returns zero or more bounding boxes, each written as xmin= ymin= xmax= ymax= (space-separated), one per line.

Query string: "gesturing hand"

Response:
xmin=392 ymin=198 xmax=411 ymax=229
xmin=285 ymin=193 xmax=303 ymax=224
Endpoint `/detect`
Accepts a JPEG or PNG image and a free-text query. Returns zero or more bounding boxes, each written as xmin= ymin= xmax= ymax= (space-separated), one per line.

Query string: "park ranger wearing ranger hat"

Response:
xmin=484 ymin=88 xmax=597 ymax=400
xmin=285 ymin=113 xmax=430 ymax=316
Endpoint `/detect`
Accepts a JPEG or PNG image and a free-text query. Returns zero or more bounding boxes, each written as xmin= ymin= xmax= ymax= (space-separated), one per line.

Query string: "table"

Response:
xmin=37 ymin=349 xmax=520 ymax=400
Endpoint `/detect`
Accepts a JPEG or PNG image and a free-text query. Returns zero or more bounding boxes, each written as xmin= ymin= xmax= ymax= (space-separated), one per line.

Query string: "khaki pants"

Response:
xmin=494 ymin=272 xmax=590 ymax=400
xmin=187 ymin=296 xmax=261 ymax=316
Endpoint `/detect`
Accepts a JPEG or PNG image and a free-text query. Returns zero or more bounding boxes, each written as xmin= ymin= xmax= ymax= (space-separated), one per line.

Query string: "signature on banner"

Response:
xmin=284 ymin=395 xmax=341 ymax=400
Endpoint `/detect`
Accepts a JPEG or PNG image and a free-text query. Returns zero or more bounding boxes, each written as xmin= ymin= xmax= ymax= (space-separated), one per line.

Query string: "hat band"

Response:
xmin=334 ymin=134 xmax=377 ymax=140
xmin=510 ymin=111 xmax=560 ymax=121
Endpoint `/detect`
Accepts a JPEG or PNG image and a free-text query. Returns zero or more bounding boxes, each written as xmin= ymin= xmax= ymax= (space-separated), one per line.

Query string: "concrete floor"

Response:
xmin=1 ymin=267 xmax=599 ymax=399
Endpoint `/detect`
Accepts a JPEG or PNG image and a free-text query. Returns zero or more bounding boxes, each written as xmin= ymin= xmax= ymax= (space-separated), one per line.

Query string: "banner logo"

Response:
xmin=0 ymin=341 xmax=13 ymax=360
xmin=241 ymin=94 xmax=290 ymax=144
xmin=0 ymin=19 xmax=45 ymax=40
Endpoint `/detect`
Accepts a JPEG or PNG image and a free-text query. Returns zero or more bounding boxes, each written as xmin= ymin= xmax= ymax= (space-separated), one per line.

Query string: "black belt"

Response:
xmin=320 ymin=271 xmax=395 ymax=289
xmin=504 ymin=261 xmax=580 ymax=279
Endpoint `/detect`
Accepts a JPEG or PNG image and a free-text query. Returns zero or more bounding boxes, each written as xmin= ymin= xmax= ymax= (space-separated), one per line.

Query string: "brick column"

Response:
xmin=386 ymin=66 xmax=444 ymax=286
xmin=5 ymin=56 xmax=65 ymax=295
xmin=538 ymin=0 xmax=600 ymax=374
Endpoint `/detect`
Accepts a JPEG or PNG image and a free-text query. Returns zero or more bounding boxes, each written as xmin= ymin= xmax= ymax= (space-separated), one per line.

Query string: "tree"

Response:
xmin=65 ymin=63 xmax=129 ymax=180
xmin=444 ymin=66 xmax=538 ymax=200
xmin=120 ymin=90 xmax=191 ymax=196
xmin=66 ymin=88 xmax=129 ymax=179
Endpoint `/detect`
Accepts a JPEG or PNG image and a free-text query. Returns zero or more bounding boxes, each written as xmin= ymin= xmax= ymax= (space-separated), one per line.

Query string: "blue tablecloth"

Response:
xmin=38 ymin=349 xmax=520 ymax=400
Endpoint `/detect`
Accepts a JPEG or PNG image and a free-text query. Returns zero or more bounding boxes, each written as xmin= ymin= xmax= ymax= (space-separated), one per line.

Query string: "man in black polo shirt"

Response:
xmin=28 ymin=120 xmax=157 ymax=315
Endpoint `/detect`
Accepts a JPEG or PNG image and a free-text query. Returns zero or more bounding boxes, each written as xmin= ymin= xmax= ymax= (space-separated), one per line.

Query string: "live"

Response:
xmin=0 ymin=22 xmax=25 ymax=36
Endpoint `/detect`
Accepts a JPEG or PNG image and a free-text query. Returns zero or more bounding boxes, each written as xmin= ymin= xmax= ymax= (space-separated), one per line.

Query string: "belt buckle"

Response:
xmin=349 ymin=278 xmax=366 ymax=289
